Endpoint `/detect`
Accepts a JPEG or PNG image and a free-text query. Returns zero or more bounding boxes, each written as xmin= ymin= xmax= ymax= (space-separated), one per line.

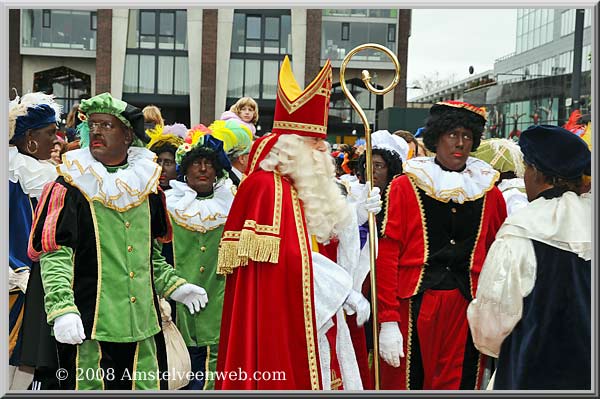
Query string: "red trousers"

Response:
xmin=380 ymin=289 xmax=485 ymax=390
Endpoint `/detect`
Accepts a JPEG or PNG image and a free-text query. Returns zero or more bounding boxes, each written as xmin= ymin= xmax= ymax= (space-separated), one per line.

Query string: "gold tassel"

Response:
xmin=217 ymin=230 xmax=281 ymax=275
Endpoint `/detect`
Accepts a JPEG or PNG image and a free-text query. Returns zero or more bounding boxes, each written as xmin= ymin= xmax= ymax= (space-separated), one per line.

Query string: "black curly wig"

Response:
xmin=179 ymin=146 xmax=226 ymax=181
xmin=356 ymin=148 xmax=403 ymax=184
xmin=422 ymin=107 xmax=485 ymax=153
xmin=150 ymin=143 xmax=177 ymax=158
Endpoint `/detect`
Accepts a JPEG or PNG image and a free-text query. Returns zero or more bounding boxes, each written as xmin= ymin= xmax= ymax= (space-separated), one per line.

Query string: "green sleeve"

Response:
xmin=40 ymin=246 xmax=81 ymax=324
xmin=152 ymin=240 xmax=187 ymax=299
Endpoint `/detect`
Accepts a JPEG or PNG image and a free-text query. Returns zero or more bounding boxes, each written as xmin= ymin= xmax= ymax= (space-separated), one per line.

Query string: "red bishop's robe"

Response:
xmin=216 ymin=167 xmax=322 ymax=390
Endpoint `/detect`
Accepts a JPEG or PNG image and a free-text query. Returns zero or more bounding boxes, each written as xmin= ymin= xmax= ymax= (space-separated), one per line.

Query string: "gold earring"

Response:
xmin=26 ymin=141 xmax=39 ymax=154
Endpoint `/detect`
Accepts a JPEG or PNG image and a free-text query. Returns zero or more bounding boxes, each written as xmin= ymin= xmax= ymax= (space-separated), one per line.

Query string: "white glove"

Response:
xmin=343 ymin=290 xmax=371 ymax=326
xmin=379 ymin=321 xmax=404 ymax=367
xmin=357 ymin=186 xmax=382 ymax=225
xmin=53 ymin=313 xmax=86 ymax=345
xmin=170 ymin=283 xmax=208 ymax=314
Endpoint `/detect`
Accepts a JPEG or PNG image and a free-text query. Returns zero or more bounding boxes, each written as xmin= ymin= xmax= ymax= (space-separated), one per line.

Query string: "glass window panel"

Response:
xmin=523 ymin=14 xmax=528 ymax=32
xmin=159 ymin=35 xmax=175 ymax=50
xmin=265 ymin=17 xmax=279 ymax=40
xmin=244 ymin=60 xmax=260 ymax=98
xmin=245 ymin=39 xmax=261 ymax=53
xmin=174 ymin=57 xmax=189 ymax=94
xmin=140 ymin=11 xmax=155 ymax=35
xmin=534 ymin=28 xmax=540 ymax=47
xmin=140 ymin=35 xmax=156 ymax=49
xmin=232 ymin=13 xmax=246 ymax=52
xmin=175 ymin=10 xmax=187 ymax=50
xmin=227 ymin=58 xmax=244 ymax=98
xmin=264 ymin=40 xmax=279 ymax=54
xmin=369 ymin=23 xmax=387 ymax=45
xmin=158 ymin=56 xmax=174 ymax=94
xmin=262 ymin=60 xmax=279 ymax=99
xmin=584 ymin=9 xmax=591 ymax=27
xmin=51 ymin=10 xmax=70 ymax=46
xmin=123 ymin=54 xmax=139 ymax=93
xmin=139 ymin=55 xmax=155 ymax=93
xmin=516 ymin=38 xmax=522 ymax=53
xmin=246 ymin=16 xmax=261 ymax=40
xmin=350 ymin=23 xmax=369 ymax=57
xmin=71 ymin=11 xmax=90 ymax=49
xmin=516 ymin=19 xmax=522 ymax=36
xmin=280 ymin=15 xmax=291 ymax=53
xmin=160 ymin=12 xmax=175 ymax=36
xmin=127 ymin=10 xmax=139 ymax=48
xmin=534 ymin=9 xmax=541 ymax=28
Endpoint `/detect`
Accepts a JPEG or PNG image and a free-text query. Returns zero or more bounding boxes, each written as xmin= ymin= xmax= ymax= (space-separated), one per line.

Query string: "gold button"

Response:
xmin=125 ymin=221 xmax=131 ymax=228
xmin=129 ymin=271 xmax=135 ymax=278
xmin=200 ymin=246 xmax=207 ymax=252
xmin=127 ymin=245 xmax=133 ymax=252
xmin=130 ymin=296 xmax=136 ymax=303
xmin=451 ymin=208 xmax=457 ymax=214
xmin=450 ymin=239 xmax=456 ymax=245
xmin=199 ymin=266 xmax=205 ymax=273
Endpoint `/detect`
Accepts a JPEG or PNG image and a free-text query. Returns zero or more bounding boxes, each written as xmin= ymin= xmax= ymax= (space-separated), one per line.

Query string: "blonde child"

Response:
xmin=220 ymin=97 xmax=259 ymax=136
xmin=143 ymin=104 xmax=165 ymax=130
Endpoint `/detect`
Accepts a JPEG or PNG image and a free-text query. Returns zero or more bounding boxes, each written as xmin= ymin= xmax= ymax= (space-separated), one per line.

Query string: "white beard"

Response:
xmin=260 ymin=135 xmax=352 ymax=243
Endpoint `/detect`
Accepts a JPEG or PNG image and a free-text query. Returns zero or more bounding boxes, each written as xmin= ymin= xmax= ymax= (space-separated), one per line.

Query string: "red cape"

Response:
xmin=216 ymin=166 xmax=322 ymax=389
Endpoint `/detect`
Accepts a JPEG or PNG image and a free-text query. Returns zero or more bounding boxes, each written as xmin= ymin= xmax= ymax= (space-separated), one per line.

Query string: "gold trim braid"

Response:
xmin=272 ymin=121 xmax=327 ymax=134
xmin=291 ymin=187 xmax=320 ymax=390
xmin=217 ymin=173 xmax=283 ymax=275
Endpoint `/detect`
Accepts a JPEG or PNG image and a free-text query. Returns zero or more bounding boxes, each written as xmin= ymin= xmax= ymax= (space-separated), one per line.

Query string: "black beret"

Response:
xmin=519 ymin=124 xmax=591 ymax=180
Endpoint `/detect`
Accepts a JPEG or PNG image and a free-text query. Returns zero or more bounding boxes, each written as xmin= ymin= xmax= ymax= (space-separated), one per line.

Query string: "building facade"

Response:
xmin=9 ymin=8 xmax=411 ymax=143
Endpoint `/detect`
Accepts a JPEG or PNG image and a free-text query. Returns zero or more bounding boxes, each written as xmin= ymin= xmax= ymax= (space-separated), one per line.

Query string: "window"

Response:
xmin=227 ymin=10 xmax=290 ymax=100
xmin=33 ymin=67 xmax=91 ymax=114
xmin=123 ymin=10 xmax=189 ymax=95
xmin=42 ymin=9 xmax=51 ymax=28
xmin=387 ymin=24 xmax=396 ymax=42
xmin=329 ymin=78 xmax=382 ymax=130
xmin=322 ymin=20 xmax=398 ymax=60
xmin=582 ymin=44 xmax=591 ymax=72
xmin=515 ymin=8 xmax=554 ymax=54
xmin=561 ymin=9 xmax=575 ymax=36
xmin=341 ymin=23 xmax=349 ymax=41
xmin=21 ymin=9 xmax=97 ymax=51
xmin=90 ymin=12 xmax=97 ymax=31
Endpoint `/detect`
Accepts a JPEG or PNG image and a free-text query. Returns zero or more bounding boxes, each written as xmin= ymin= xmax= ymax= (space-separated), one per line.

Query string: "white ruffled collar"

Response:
xmin=404 ymin=156 xmax=499 ymax=204
xmin=499 ymin=191 xmax=591 ymax=260
xmin=58 ymin=147 xmax=161 ymax=211
xmin=165 ymin=178 xmax=236 ymax=232
xmin=9 ymin=146 xmax=58 ymax=198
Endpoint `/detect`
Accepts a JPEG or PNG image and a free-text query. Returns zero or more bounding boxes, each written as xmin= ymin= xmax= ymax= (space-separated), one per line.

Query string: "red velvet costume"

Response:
xmin=377 ymin=156 xmax=507 ymax=390
xmin=215 ymin=57 xmax=334 ymax=390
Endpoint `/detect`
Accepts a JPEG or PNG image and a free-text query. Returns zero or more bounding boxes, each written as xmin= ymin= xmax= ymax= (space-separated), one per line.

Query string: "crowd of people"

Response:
xmin=8 ymin=54 xmax=592 ymax=392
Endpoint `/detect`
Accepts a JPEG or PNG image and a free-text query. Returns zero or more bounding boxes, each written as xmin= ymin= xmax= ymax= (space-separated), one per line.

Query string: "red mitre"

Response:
xmin=430 ymin=100 xmax=488 ymax=121
xmin=244 ymin=56 xmax=333 ymax=177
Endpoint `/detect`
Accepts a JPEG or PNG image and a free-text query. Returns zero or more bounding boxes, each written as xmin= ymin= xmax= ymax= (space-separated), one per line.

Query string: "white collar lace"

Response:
xmin=9 ymin=146 xmax=58 ymax=198
xmin=165 ymin=179 xmax=236 ymax=232
xmin=403 ymin=156 xmax=499 ymax=204
xmin=499 ymin=191 xmax=591 ymax=260
xmin=58 ymin=147 xmax=161 ymax=211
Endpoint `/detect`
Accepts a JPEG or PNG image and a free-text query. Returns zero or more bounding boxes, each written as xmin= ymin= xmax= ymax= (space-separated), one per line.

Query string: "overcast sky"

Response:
xmin=406 ymin=9 xmax=517 ymax=97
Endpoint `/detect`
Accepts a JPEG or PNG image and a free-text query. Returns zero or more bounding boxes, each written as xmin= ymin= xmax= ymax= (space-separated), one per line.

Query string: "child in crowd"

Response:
xmin=220 ymin=97 xmax=259 ymax=136
xmin=143 ymin=104 xmax=165 ymax=130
